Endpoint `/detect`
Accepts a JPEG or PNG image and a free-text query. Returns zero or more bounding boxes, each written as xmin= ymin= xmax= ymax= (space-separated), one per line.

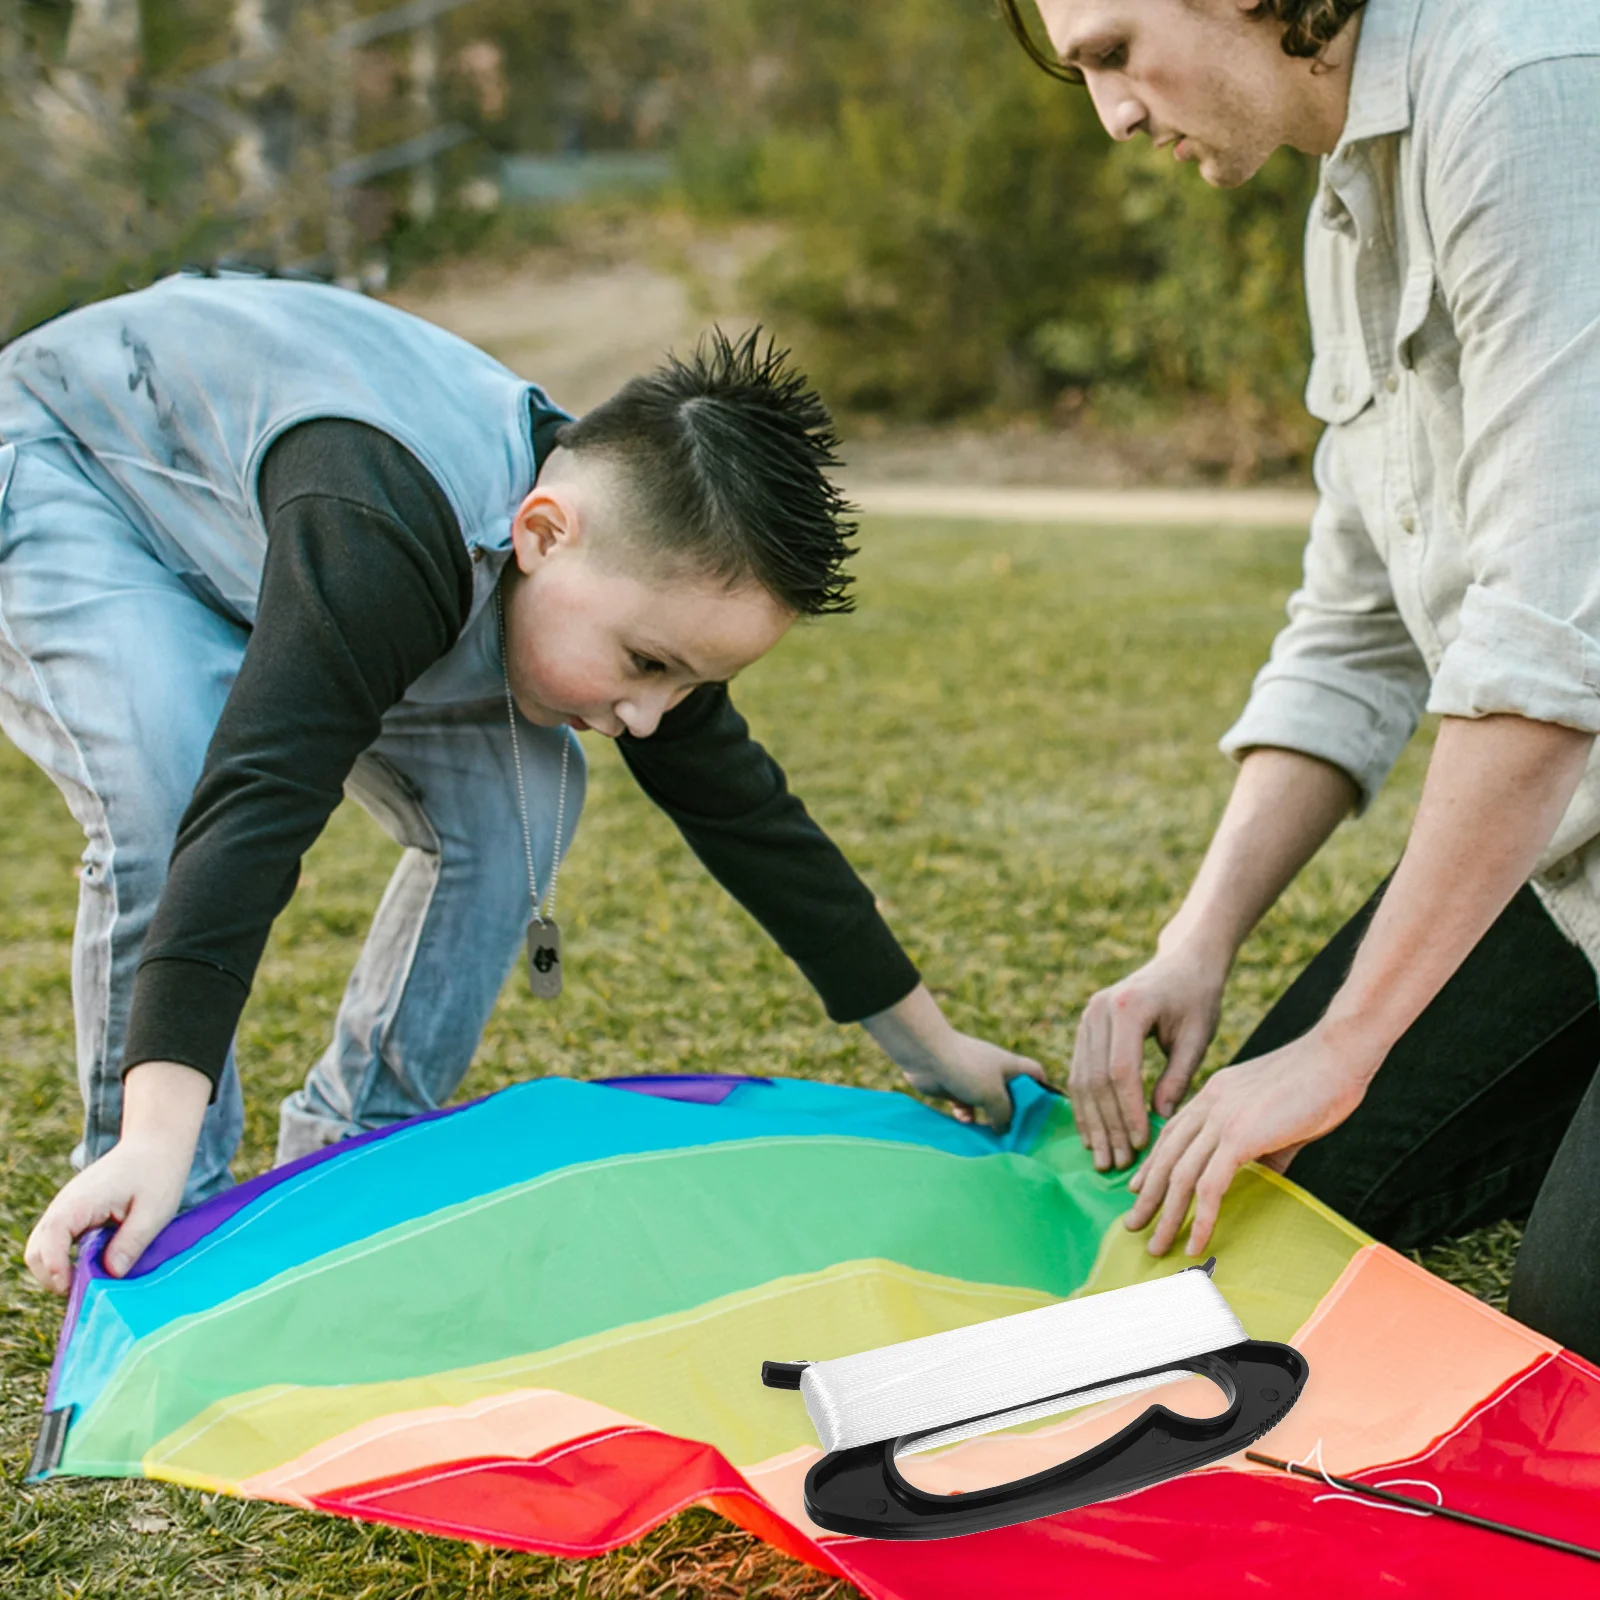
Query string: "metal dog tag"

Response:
xmin=525 ymin=918 xmax=563 ymax=999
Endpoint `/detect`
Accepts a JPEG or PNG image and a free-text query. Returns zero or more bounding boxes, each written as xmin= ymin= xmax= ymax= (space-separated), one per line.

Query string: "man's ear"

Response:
xmin=509 ymin=483 xmax=580 ymax=574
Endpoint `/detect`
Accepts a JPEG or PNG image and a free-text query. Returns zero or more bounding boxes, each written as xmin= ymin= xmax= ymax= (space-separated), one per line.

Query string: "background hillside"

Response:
xmin=2 ymin=0 xmax=1319 ymax=479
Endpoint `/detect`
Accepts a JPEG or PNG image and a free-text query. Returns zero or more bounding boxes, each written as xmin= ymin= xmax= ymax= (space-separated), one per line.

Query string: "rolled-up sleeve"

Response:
xmin=1220 ymin=420 xmax=1432 ymax=809
xmin=1427 ymin=55 xmax=1600 ymax=731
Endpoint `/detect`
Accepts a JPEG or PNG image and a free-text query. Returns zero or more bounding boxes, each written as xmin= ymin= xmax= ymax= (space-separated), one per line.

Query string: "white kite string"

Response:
xmin=1293 ymin=1438 xmax=1444 ymax=1518
xmin=799 ymin=1268 xmax=1245 ymax=1455
xmin=899 ymin=1366 xmax=1189 ymax=1457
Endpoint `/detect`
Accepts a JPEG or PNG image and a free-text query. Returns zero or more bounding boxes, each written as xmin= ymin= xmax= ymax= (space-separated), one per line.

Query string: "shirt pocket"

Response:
xmin=1305 ymin=342 xmax=1375 ymax=425
xmin=1393 ymin=264 xmax=1466 ymax=528
xmin=1393 ymin=265 xmax=1437 ymax=371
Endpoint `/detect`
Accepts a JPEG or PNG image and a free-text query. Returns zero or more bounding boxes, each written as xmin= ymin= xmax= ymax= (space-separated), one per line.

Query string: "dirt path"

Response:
xmin=849 ymin=482 xmax=1315 ymax=526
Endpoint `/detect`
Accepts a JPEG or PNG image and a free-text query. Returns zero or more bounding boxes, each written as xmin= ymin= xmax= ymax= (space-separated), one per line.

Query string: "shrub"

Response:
xmin=680 ymin=0 xmax=1319 ymax=461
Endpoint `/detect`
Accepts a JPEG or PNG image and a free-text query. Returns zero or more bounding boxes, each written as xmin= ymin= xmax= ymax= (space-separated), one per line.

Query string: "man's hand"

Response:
xmin=863 ymin=983 xmax=1048 ymax=1130
xmin=1123 ymin=1024 xmax=1375 ymax=1255
xmin=1068 ymin=945 xmax=1227 ymax=1172
xmin=1065 ymin=749 xmax=1360 ymax=1174
xmin=1125 ymin=714 xmax=1594 ymax=1256
xmin=24 ymin=1060 xmax=210 ymax=1294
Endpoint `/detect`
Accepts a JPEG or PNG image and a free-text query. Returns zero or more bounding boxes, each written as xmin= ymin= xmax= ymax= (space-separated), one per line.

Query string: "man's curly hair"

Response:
xmin=998 ymin=0 xmax=1367 ymax=83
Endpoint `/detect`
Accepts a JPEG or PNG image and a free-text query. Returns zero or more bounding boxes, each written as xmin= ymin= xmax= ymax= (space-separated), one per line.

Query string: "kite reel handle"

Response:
xmin=801 ymin=1339 xmax=1308 ymax=1540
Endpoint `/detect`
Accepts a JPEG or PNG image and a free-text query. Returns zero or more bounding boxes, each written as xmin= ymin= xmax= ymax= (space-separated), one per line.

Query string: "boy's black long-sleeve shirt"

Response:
xmin=122 ymin=417 xmax=919 ymax=1089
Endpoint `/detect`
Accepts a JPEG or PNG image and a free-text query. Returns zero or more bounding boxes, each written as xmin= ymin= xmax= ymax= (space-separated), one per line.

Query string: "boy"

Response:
xmin=8 ymin=269 xmax=1042 ymax=1294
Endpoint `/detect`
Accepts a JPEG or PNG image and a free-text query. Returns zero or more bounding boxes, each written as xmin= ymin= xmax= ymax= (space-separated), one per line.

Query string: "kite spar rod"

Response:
xmin=1245 ymin=1451 xmax=1600 ymax=1565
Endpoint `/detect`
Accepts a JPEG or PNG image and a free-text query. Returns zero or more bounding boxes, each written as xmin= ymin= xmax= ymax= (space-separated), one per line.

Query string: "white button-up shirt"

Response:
xmin=1220 ymin=0 xmax=1600 ymax=963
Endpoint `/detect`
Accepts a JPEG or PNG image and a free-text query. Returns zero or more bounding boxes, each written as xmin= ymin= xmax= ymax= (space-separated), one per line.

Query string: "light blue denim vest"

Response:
xmin=0 ymin=271 xmax=553 ymax=702
xmin=0 ymin=270 xmax=544 ymax=613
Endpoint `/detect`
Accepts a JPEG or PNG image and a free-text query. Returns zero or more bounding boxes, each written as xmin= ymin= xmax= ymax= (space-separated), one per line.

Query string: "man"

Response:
xmin=1002 ymin=0 xmax=1600 ymax=1359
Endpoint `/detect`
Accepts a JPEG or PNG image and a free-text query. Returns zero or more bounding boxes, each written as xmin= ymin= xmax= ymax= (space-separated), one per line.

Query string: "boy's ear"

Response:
xmin=510 ymin=484 xmax=580 ymax=572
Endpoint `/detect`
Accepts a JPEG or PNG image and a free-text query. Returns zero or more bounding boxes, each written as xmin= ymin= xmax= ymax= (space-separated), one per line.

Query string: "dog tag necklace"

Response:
xmin=498 ymin=587 xmax=571 ymax=999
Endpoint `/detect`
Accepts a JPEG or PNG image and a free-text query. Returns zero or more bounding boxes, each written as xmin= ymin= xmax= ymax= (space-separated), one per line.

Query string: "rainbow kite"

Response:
xmin=31 ymin=1074 xmax=1600 ymax=1594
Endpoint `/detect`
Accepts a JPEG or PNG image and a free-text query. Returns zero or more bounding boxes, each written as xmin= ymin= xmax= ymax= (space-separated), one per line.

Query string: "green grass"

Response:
xmin=0 ymin=515 xmax=1515 ymax=1596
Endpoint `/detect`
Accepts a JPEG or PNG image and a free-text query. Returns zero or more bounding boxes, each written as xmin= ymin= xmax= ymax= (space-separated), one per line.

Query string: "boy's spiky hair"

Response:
xmin=554 ymin=328 xmax=857 ymax=616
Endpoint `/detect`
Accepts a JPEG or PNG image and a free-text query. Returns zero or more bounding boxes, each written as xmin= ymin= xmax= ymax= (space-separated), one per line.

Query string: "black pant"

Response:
xmin=1234 ymin=879 xmax=1600 ymax=1364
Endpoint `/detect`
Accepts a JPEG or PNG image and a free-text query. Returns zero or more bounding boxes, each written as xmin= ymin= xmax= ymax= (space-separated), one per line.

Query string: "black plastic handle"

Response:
xmin=802 ymin=1339 xmax=1308 ymax=1540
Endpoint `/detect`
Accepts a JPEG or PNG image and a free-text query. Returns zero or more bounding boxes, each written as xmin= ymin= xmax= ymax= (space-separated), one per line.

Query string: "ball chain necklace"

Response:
xmin=497 ymin=584 xmax=571 ymax=999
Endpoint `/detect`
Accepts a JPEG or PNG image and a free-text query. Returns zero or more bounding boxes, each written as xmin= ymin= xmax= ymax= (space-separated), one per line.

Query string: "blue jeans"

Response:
xmin=0 ymin=434 xmax=584 ymax=1206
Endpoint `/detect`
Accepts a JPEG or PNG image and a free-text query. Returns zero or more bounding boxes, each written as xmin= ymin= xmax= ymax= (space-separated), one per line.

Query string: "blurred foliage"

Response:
xmin=466 ymin=0 xmax=721 ymax=156
xmin=0 ymin=0 xmax=567 ymax=341
xmin=675 ymin=0 xmax=1320 ymax=466
xmin=0 ymin=0 xmax=721 ymax=341
xmin=1 ymin=0 xmax=328 ymax=341
xmin=2 ymin=0 xmax=1322 ymax=467
xmin=1 ymin=0 xmax=177 ymax=338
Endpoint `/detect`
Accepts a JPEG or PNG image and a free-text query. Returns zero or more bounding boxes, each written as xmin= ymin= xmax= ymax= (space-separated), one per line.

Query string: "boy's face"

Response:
xmin=501 ymin=455 xmax=794 ymax=740
xmin=1032 ymin=0 xmax=1335 ymax=188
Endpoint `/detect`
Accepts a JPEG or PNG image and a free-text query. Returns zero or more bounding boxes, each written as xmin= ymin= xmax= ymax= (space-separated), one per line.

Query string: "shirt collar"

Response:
xmin=1335 ymin=0 xmax=1426 ymax=147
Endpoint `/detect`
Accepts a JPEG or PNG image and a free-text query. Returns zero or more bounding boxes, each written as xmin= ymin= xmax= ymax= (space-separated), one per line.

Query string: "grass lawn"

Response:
xmin=0 ymin=513 xmax=1515 ymax=1596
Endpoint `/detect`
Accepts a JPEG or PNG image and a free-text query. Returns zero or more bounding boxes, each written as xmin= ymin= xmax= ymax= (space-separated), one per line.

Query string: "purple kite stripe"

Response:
xmin=596 ymin=1073 xmax=773 ymax=1105
xmin=42 ymin=1224 xmax=110 ymax=1411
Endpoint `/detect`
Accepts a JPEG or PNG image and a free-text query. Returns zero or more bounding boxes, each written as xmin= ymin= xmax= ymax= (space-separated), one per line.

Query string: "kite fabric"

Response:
xmin=32 ymin=1074 xmax=1600 ymax=1596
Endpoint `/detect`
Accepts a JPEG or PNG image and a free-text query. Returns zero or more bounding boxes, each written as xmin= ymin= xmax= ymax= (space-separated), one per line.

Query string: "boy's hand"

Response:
xmin=862 ymin=983 xmax=1048 ymax=1131
xmin=24 ymin=1060 xmax=210 ymax=1294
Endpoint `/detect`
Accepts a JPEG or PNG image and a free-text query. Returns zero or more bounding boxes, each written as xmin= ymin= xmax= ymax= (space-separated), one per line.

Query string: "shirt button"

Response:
xmin=471 ymin=547 xmax=484 ymax=563
xmin=1399 ymin=513 xmax=1416 ymax=534
xmin=1334 ymin=385 xmax=1349 ymax=403
xmin=1547 ymin=855 xmax=1581 ymax=888
xmin=1385 ymin=373 xmax=1399 ymax=393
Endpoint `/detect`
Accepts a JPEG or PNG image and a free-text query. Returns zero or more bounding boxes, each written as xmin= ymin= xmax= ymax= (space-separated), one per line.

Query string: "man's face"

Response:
xmin=1033 ymin=0 xmax=1298 ymax=188
xmin=501 ymin=457 xmax=795 ymax=741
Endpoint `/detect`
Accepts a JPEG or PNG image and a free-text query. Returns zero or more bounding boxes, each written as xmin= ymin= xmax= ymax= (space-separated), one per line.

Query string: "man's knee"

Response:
xmin=1280 ymin=1135 xmax=1392 ymax=1236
